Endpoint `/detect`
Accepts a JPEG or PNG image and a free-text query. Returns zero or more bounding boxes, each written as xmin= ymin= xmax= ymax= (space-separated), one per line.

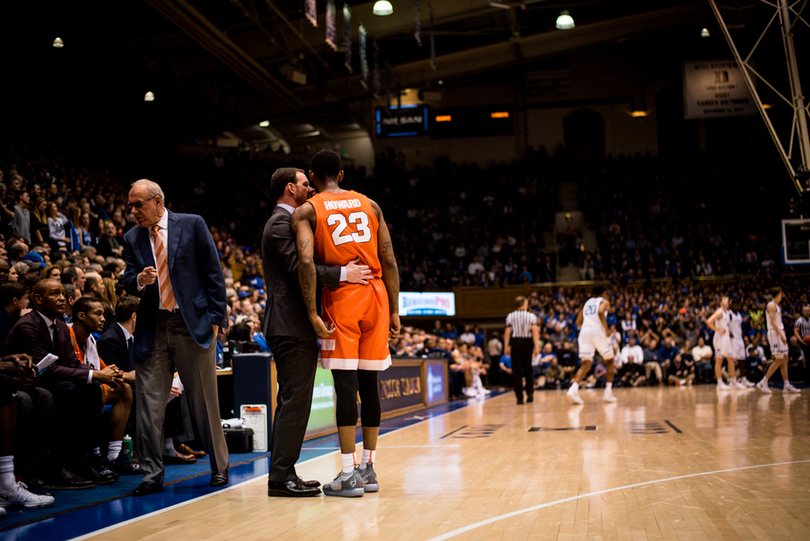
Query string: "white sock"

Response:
xmin=164 ymin=438 xmax=178 ymax=456
xmin=570 ymin=382 xmax=579 ymax=392
xmin=340 ymin=452 xmax=356 ymax=477
xmin=605 ymin=382 xmax=612 ymax=391
xmin=107 ymin=440 xmax=123 ymax=461
xmin=785 ymin=379 xmax=790 ymax=387
xmin=360 ymin=449 xmax=374 ymax=470
xmin=0 ymin=456 xmax=15 ymax=491
xmin=91 ymin=447 xmax=102 ymax=457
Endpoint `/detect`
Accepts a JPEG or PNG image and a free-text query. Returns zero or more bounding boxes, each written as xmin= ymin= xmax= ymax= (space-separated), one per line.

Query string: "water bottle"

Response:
xmin=122 ymin=435 xmax=133 ymax=463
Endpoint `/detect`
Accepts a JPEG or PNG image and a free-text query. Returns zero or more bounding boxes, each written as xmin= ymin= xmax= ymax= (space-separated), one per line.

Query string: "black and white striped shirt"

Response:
xmin=505 ymin=309 xmax=538 ymax=338
xmin=795 ymin=316 xmax=810 ymax=340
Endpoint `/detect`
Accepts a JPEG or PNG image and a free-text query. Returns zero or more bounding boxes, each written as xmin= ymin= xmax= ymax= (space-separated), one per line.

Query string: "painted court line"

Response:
xmin=425 ymin=459 xmax=810 ymax=541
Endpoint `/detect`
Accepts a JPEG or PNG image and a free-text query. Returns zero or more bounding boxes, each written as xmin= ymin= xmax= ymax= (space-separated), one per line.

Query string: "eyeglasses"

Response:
xmin=128 ymin=195 xmax=157 ymax=209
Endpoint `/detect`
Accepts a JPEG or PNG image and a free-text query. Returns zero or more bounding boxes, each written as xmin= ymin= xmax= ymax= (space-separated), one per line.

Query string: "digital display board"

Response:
xmin=431 ymin=105 xmax=513 ymax=138
xmin=398 ymin=292 xmax=456 ymax=316
xmin=375 ymin=104 xmax=429 ymax=138
xmin=305 ymin=363 xmax=337 ymax=438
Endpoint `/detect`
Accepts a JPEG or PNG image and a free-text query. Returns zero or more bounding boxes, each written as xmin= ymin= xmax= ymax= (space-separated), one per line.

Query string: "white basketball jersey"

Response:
xmin=715 ymin=309 xmax=730 ymax=334
xmin=729 ymin=311 xmax=743 ymax=342
xmin=766 ymin=301 xmax=784 ymax=332
xmin=581 ymin=297 xmax=604 ymax=331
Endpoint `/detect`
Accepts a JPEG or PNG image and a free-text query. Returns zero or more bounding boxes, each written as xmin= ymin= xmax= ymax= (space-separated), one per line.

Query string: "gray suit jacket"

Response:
xmin=262 ymin=205 xmax=340 ymax=340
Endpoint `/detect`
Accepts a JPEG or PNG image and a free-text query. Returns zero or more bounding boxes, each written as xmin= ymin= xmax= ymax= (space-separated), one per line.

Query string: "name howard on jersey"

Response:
xmin=323 ymin=199 xmax=362 ymax=211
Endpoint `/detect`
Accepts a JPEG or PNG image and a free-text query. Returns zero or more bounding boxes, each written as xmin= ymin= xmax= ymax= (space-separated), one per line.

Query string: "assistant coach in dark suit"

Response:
xmin=263 ymin=168 xmax=369 ymax=497
xmin=123 ymin=179 xmax=229 ymax=497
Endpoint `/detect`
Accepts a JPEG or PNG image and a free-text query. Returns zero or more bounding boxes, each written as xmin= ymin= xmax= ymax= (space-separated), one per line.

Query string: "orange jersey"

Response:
xmin=310 ymin=190 xmax=382 ymax=278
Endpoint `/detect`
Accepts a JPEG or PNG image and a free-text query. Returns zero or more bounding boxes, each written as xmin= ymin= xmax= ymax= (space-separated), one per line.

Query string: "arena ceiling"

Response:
xmin=6 ymin=1 xmax=768 ymax=146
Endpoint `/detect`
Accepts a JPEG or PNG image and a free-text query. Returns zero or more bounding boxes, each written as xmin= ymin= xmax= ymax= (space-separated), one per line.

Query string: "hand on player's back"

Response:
xmin=345 ymin=257 xmax=371 ymax=284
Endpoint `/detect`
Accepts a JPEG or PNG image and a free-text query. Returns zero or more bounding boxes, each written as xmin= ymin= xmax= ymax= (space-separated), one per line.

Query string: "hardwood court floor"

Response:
xmin=80 ymin=386 xmax=810 ymax=541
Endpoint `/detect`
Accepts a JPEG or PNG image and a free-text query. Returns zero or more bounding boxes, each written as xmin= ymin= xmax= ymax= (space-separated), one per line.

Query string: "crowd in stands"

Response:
xmin=0 ymin=140 xmax=807 ymax=517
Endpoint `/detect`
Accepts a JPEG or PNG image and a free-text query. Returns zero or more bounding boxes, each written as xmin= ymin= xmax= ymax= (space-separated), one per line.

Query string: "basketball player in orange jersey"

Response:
xmin=292 ymin=150 xmax=400 ymax=497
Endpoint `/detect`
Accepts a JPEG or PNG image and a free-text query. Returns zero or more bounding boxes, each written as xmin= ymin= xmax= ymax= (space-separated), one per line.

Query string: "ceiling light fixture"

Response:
xmin=53 ymin=37 xmax=64 ymax=48
xmin=259 ymin=121 xmax=270 ymax=127
xmin=144 ymin=91 xmax=155 ymax=102
xmin=700 ymin=28 xmax=710 ymax=38
xmin=373 ymin=1 xmax=393 ymax=16
xmin=489 ymin=1 xmax=511 ymax=9
xmin=556 ymin=10 xmax=575 ymax=30
xmin=630 ymin=110 xmax=648 ymax=118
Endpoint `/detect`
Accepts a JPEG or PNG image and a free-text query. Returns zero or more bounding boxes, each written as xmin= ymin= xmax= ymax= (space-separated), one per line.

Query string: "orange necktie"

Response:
xmin=152 ymin=226 xmax=177 ymax=311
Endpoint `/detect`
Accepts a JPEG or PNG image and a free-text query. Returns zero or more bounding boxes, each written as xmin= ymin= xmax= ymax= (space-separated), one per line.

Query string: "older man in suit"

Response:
xmin=122 ymin=179 xmax=229 ymax=497
xmin=262 ymin=167 xmax=369 ymax=497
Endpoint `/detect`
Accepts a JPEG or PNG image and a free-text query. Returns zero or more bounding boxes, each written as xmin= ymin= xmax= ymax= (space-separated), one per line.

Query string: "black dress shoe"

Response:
xmin=297 ymin=476 xmax=321 ymax=488
xmin=42 ymin=467 xmax=95 ymax=490
xmin=105 ymin=456 xmax=142 ymax=476
xmin=210 ymin=465 xmax=229 ymax=488
xmin=132 ymin=481 xmax=163 ymax=497
xmin=23 ymin=478 xmax=53 ymax=495
xmin=268 ymin=480 xmax=321 ymax=497
xmin=163 ymin=453 xmax=197 ymax=465
xmin=527 ymin=395 xmax=534 ymax=403
xmin=69 ymin=461 xmax=117 ymax=485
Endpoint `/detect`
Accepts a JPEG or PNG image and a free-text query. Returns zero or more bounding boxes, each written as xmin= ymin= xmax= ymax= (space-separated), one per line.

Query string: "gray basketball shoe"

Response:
xmin=359 ymin=463 xmax=379 ymax=493
xmin=322 ymin=469 xmax=364 ymax=498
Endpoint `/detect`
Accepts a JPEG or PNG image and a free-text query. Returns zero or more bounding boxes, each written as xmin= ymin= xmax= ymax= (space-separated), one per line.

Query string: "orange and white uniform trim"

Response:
xmin=310 ymin=190 xmax=391 ymax=371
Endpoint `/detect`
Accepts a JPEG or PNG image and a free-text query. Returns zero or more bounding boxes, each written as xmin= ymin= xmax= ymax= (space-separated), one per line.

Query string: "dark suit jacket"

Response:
xmin=262 ymin=205 xmax=340 ymax=340
xmin=97 ymin=323 xmax=132 ymax=372
xmin=5 ymin=310 xmax=91 ymax=385
xmin=122 ymin=211 xmax=227 ymax=362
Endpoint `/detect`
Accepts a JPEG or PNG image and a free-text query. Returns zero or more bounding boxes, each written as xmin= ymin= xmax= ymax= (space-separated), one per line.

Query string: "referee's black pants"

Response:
xmin=511 ymin=338 xmax=534 ymax=402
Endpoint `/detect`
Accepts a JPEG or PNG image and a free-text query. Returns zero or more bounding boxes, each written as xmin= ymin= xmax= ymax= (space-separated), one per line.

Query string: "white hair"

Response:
xmin=131 ymin=179 xmax=165 ymax=204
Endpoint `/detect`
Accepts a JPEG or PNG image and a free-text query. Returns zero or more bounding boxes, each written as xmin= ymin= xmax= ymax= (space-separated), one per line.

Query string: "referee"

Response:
xmin=794 ymin=304 xmax=810 ymax=383
xmin=504 ymin=296 xmax=540 ymax=404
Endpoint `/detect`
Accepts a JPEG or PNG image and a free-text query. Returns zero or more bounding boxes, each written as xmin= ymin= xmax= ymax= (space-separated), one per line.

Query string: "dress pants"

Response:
xmin=15 ymin=387 xmax=53 ymax=479
xmin=43 ymin=380 xmax=101 ymax=466
xmin=135 ymin=311 xmax=228 ymax=485
xmin=511 ymin=338 xmax=534 ymax=401
xmin=267 ymin=336 xmax=318 ymax=484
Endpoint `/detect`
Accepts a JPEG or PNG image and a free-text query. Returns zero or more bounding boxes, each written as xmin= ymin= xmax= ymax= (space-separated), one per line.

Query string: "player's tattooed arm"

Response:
xmin=292 ymin=205 xmax=319 ymax=318
xmin=371 ymin=198 xmax=401 ymax=338
xmin=292 ymin=204 xmax=334 ymax=338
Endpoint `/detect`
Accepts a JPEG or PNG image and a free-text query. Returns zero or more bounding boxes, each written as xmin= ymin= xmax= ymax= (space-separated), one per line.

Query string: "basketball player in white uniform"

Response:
xmin=757 ymin=287 xmax=800 ymax=393
xmin=729 ymin=299 xmax=754 ymax=387
xmin=707 ymin=295 xmax=743 ymax=390
xmin=567 ymin=286 xmax=616 ymax=404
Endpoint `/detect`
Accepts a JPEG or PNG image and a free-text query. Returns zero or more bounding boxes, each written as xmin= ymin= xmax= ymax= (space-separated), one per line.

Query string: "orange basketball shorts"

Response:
xmin=319 ymin=278 xmax=392 ymax=371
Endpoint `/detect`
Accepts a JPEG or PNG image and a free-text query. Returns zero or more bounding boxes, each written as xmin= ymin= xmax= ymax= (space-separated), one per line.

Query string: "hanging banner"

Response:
xmin=683 ymin=60 xmax=756 ymax=119
xmin=343 ymin=5 xmax=352 ymax=73
xmin=326 ymin=0 xmax=337 ymax=51
xmin=373 ymin=41 xmax=381 ymax=98
xmin=414 ymin=0 xmax=422 ymax=46
xmin=360 ymin=24 xmax=368 ymax=89
xmin=305 ymin=0 xmax=317 ymax=27
xmin=429 ymin=5 xmax=436 ymax=72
